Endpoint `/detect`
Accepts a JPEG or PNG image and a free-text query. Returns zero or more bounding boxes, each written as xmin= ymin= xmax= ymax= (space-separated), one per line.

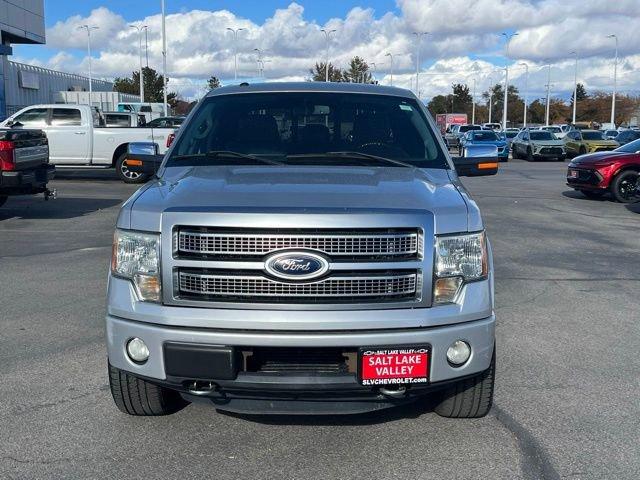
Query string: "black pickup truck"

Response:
xmin=0 ymin=128 xmax=54 ymax=208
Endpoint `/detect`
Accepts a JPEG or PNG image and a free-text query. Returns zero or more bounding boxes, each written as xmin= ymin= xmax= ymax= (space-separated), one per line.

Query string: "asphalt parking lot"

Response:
xmin=1 ymin=161 xmax=639 ymax=479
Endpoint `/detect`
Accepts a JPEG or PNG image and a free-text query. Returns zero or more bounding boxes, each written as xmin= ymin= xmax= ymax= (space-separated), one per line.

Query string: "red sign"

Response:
xmin=359 ymin=348 xmax=429 ymax=385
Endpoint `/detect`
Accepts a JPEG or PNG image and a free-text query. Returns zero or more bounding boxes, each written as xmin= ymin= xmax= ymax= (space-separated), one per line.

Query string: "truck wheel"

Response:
xmin=0 ymin=195 xmax=7 ymax=208
xmin=116 ymin=153 xmax=148 ymax=184
xmin=434 ymin=349 xmax=495 ymax=418
xmin=610 ymin=170 xmax=639 ymax=203
xmin=108 ymin=364 xmax=187 ymax=416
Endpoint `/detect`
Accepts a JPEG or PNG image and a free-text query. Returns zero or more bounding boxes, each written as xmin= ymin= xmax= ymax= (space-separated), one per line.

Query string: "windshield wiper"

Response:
xmin=171 ymin=150 xmax=284 ymax=166
xmin=286 ymin=151 xmax=415 ymax=168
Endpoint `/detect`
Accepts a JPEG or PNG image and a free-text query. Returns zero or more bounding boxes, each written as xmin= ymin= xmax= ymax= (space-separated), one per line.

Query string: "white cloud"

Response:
xmin=21 ymin=2 xmax=640 ymax=101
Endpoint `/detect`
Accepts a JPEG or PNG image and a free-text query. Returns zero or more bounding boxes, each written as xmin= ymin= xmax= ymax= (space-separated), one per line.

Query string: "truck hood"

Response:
xmin=121 ymin=165 xmax=475 ymax=234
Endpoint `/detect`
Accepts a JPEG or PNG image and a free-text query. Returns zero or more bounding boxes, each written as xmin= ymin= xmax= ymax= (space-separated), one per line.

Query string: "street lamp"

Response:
xmin=161 ymin=0 xmax=167 ymax=116
xmin=607 ymin=34 xmax=618 ymax=126
xmin=544 ymin=62 xmax=552 ymax=126
xmin=370 ymin=62 xmax=378 ymax=83
xmin=412 ymin=32 xmax=429 ymax=96
xmin=385 ymin=53 xmax=395 ymax=86
xmin=129 ymin=24 xmax=148 ymax=103
xmin=518 ymin=63 xmax=529 ymax=127
xmin=569 ymin=52 xmax=578 ymax=124
xmin=487 ymin=75 xmax=494 ymax=124
xmin=78 ymin=25 xmax=99 ymax=103
xmin=471 ymin=77 xmax=476 ymax=124
xmin=226 ymin=27 xmax=245 ymax=81
xmin=253 ymin=48 xmax=262 ymax=77
xmin=501 ymin=32 xmax=518 ymax=130
xmin=320 ymin=29 xmax=337 ymax=82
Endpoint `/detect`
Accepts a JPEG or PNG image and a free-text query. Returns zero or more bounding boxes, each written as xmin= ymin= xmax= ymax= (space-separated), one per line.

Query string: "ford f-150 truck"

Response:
xmin=0 ymin=104 xmax=173 ymax=183
xmin=0 ymin=127 xmax=54 ymax=208
xmin=107 ymin=82 xmax=498 ymax=417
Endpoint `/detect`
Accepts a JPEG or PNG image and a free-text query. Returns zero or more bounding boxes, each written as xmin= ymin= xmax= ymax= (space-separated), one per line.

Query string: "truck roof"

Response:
xmin=206 ymin=82 xmax=416 ymax=98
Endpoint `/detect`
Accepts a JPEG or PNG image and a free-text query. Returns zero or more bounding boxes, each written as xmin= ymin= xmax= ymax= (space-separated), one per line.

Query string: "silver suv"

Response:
xmin=107 ymin=83 xmax=497 ymax=418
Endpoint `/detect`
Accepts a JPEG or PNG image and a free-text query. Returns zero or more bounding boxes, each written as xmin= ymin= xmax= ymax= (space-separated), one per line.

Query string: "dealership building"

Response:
xmin=0 ymin=0 xmax=116 ymax=120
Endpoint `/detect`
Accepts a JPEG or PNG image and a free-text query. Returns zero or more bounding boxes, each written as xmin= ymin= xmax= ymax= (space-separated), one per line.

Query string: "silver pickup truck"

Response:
xmin=107 ymin=82 xmax=498 ymax=417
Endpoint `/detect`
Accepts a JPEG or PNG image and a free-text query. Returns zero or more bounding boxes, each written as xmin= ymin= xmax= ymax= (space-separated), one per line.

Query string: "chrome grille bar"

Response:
xmin=179 ymin=271 xmax=417 ymax=299
xmin=177 ymin=230 xmax=419 ymax=257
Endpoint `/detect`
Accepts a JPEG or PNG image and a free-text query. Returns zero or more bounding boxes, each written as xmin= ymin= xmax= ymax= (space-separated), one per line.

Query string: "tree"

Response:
xmin=481 ymin=83 xmax=524 ymax=126
xmin=343 ymin=56 xmax=372 ymax=83
xmin=427 ymin=94 xmax=453 ymax=115
xmin=206 ymin=76 xmax=221 ymax=90
xmin=451 ymin=83 xmax=472 ymax=113
xmin=310 ymin=62 xmax=344 ymax=82
xmin=114 ymin=66 xmax=175 ymax=103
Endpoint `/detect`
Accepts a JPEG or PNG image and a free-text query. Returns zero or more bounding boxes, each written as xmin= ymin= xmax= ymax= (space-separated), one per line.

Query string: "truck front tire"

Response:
xmin=116 ymin=153 xmax=148 ymax=184
xmin=108 ymin=364 xmax=188 ymax=416
xmin=433 ymin=349 xmax=495 ymax=418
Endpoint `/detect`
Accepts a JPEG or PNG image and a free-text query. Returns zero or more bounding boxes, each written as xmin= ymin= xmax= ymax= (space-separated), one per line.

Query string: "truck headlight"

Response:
xmin=433 ymin=231 xmax=488 ymax=304
xmin=111 ymin=229 xmax=161 ymax=302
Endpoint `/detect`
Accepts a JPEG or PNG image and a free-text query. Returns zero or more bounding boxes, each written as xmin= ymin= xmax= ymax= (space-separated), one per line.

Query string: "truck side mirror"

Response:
xmin=125 ymin=142 xmax=164 ymax=175
xmin=452 ymin=144 xmax=499 ymax=177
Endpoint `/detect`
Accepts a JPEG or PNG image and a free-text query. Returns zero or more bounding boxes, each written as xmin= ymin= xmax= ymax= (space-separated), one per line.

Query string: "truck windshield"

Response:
xmin=167 ymin=92 xmax=448 ymax=168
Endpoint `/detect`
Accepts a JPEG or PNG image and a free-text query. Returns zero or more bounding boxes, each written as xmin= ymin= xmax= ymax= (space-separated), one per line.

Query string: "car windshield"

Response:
xmin=167 ymin=92 xmax=448 ymax=168
xmin=505 ymin=131 xmax=518 ymax=138
xmin=582 ymin=131 xmax=605 ymax=140
xmin=614 ymin=138 xmax=640 ymax=153
xmin=471 ymin=131 xmax=499 ymax=141
xmin=605 ymin=130 xmax=617 ymax=136
xmin=530 ymin=132 xmax=556 ymax=140
xmin=459 ymin=125 xmax=481 ymax=133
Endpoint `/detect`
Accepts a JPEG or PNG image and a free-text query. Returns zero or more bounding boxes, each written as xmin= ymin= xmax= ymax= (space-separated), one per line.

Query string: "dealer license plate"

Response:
xmin=358 ymin=347 xmax=429 ymax=386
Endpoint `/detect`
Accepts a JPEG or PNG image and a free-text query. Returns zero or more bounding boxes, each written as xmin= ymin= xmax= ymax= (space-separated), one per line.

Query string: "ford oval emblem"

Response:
xmin=265 ymin=251 xmax=330 ymax=281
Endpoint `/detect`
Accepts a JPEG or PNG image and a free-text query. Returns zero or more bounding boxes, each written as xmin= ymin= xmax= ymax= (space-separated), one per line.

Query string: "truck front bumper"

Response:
xmin=106 ymin=314 xmax=495 ymax=413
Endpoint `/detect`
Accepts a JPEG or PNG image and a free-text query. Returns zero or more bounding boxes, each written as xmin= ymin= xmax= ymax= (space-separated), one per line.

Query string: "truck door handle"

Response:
xmin=75 ymin=131 xmax=86 ymax=135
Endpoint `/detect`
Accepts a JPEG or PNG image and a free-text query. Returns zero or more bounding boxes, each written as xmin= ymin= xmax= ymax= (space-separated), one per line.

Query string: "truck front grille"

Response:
xmin=177 ymin=228 xmax=419 ymax=260
xmin=178 ymin=270 xmax=418 ymax=303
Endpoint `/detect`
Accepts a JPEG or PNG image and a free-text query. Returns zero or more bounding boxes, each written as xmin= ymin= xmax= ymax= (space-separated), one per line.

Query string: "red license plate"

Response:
xmin=359 ymin=347 xmax=429 ymax=386
xmin=569 ymin=169 xmax=579 ymax=178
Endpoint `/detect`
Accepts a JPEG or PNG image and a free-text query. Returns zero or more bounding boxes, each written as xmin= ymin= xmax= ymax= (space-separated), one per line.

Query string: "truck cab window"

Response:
xmin=51 ymin=108 xmax=82 ymax=126
xmin=14 ymin=108 xmax=48 ymax=127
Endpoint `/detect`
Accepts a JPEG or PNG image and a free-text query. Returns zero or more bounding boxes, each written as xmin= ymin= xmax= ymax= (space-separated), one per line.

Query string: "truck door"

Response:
xmin=46 ymin=107 xmax=91 ymax=164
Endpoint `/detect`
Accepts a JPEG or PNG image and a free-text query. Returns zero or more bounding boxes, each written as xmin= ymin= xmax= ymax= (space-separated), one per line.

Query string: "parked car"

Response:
xmin=536 ymin=125 xmax=565 ymax=138
xmin=106 ymin=82 xmax=498 ymax=418
xmin=603 ymin=129 xmax=619 ymax=140
xmin=512 ymin=129 xmax=566 ymax=161
xmin=459 ymin=129 xmax=509 ymax=160
xmin=614 ymin=129 xmax=640 ymax=146
xmin=482 ymin=123 xmax=502 ymax=131
xmin=566 ymin=138 xmax=640 ymax=202
xmin=564 ymin=129 xmax=619 ymax=157
xmin=502 ymin=128 xmax=520 ymax=149
xmin=446 ymin=124 xmax=482 ymax=148
xmin=145 ymin=116 xmax=185 ymax=128
xmin=0 ymin=127 xmax=54 ymax=208
xmin=0 ymin=104 xmax=175 ymax=183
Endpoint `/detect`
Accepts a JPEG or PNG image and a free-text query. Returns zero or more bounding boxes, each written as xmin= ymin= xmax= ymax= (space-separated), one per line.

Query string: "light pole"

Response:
xmin=518 ymin=63 xmax=529 ymax=127
xmin=130 ymin=25 xmax=147 ymax=103
xmin=370 ymin=62 xmax=378 ymax=83
xmin=501 ymin=32 xmax=518 ymax=130
xmin=544 ymin=62 xmax=551 ymax=126
xmin=607 ymin=34 xmax=618 ymax=126
xmin=144 ymin=26 xmax=149 ymax=68
xmin=487 ymin=75 xmax=494 ymax=124
xmin=569 ymin=52 xmax=578 ymax=124
xmin=253 ymin=48 xmax=262 ymax=77
xmin=161 ymin=0 xmax=167 ymax=115
xmin=226 ymin=27 xmax=245 ymax=81
xmin=385 ymin=53 xmax=394 ymax=86
xmin=78 ymin=25 xmax=99 ymax=104
xmin=412 ymin=32 xmax=428 ymax=96
xmin=471 ymin=77 xmax=476 ymax=124
xmin=320 ymin=29 xmax=337 ymax=82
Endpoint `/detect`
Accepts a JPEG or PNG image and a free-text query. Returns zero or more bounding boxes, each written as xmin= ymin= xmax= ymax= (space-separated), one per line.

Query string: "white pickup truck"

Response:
xmin=0 ymin=104 xmax=174 ymax=183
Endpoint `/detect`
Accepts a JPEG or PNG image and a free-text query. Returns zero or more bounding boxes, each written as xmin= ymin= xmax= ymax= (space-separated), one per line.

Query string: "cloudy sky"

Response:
xmin=13 ymin=0 xmax=640 ymax=102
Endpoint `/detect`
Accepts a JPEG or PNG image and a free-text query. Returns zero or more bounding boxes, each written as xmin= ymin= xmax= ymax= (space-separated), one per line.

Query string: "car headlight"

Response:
xmin=111 ymin=229 xmax=161 ymax=302
xmin=433 ymin=231 xmax=488 ymax=304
